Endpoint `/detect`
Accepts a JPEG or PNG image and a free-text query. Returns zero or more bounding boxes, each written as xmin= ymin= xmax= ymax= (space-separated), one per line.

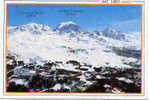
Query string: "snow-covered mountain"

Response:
xmin=7 ymin=21 xmax=141 ymax=65
xmin=8 ymin=22 xmax=52 ymax=36
xmin=6 ymin=21 xmax=142 ymax=93
xmin=102 ymin=27 xmax=126 ymax=40
xmin=55 ymin=21 xmax=84 ymax=34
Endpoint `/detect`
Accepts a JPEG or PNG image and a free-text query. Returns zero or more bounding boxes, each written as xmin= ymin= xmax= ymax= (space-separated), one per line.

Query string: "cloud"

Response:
xmin=111 ymin=19 xmax=141 ymax=33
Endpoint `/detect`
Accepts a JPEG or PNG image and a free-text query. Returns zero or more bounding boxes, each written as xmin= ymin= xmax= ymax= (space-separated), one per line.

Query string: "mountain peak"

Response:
xmin=57 ymin=21 xmax=77 ymax=29
xmin=55 ymin=21 xmax=83 ymax=34
xmin=8 ymin=22 xmax=52 ymax=35
xmin=102 ymin=27 xmax=125 ymax=40
xmin=104 ymin=27 xmax=116 ymax=33
xmin=27 ymin=22 xmax=39 ymax=25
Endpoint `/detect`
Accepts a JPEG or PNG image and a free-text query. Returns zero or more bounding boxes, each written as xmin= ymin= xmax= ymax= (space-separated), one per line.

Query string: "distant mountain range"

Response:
xmin=7 ymin=21 xmax=141 ymax=64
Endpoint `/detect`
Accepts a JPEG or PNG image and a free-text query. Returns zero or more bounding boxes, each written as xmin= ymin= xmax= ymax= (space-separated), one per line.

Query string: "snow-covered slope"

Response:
xmin=7 ymin=22 xmax=141 ymax=66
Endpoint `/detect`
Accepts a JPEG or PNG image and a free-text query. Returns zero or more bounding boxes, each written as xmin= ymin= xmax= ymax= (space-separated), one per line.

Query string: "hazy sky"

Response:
xmin=7 ymin=4 xmax=142 ymax=33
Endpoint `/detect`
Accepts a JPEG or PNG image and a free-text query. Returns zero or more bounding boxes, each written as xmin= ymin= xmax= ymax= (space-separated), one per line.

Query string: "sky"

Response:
xmin=7 ymin=4 xmax=142 ymax=33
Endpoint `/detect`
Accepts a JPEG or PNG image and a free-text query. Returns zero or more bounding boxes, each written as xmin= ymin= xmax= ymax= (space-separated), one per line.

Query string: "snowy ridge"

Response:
xmin=8 ymin=22 xmax=52 ymax=36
